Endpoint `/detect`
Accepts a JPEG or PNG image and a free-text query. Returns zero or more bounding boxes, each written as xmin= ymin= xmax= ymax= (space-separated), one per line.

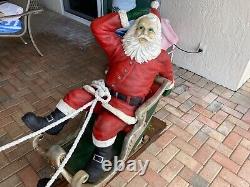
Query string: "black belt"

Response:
xmin=109 ymin=89 xmax=144 ymax=107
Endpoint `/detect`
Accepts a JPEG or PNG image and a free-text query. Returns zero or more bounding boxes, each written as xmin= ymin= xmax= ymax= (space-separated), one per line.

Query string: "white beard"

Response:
xmin=122 ymin=21 xmax=162 ymax=64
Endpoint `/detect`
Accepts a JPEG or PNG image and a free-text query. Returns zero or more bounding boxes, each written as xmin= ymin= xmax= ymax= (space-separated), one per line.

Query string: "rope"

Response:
xmin=0 ymin=101 xmax=93 ymax=152
xmin=0 ymin=79 xmax=136 ymax=186
xmin=84 ymin=79 xmax=137 ymax=125
xmin=45 ymin=80 xmax=111 ymax=187
xmin=45 ymin=99 xmax=98 ymax=187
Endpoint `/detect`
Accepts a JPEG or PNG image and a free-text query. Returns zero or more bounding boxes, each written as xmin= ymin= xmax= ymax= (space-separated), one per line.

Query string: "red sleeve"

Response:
xmin=159 ymin=53 xmax=174 ymax=82
xmin=90 ymin=13 xmax=122 ymax=58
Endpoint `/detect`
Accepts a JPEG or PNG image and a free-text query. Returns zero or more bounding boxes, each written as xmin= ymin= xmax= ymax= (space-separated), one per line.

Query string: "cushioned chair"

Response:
xmin=32 ymin=77 xmax=173 ymax=187
xmin=0 ymin=0 xmax=43 ymax=56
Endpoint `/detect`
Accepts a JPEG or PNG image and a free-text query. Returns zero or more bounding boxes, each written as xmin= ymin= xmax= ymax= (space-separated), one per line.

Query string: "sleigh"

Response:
xmin=32 ymin=77 xmax=173 ymax=187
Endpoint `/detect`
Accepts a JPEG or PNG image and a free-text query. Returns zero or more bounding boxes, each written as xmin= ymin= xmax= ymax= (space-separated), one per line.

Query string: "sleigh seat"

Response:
xmin=32 ymin=77 xmax=173 ymax=187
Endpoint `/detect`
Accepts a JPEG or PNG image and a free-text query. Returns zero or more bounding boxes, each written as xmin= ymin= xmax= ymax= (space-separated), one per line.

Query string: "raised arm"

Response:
xmin=90 ymin=8 xmax=150 ymax=59
xmin=90 ymin=13 xmax=123 ymax=58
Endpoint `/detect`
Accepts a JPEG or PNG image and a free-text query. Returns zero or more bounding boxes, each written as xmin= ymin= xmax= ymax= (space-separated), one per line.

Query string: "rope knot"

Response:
xmin=91 ymin=79 xmax=111 ymax=103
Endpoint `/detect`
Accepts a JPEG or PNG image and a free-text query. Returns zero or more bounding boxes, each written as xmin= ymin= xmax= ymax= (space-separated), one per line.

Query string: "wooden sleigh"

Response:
xmin=32 ymin=77 xmax=173 ymax=187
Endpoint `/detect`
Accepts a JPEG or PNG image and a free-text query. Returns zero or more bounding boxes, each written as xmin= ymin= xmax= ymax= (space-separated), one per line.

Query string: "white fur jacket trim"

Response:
xmin=118 ymin=10 xmax=130 ymax=29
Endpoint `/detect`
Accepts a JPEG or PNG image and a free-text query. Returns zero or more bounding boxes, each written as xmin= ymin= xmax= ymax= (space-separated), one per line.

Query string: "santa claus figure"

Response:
xmin=22 ymin=1 xmax=173 ymax=183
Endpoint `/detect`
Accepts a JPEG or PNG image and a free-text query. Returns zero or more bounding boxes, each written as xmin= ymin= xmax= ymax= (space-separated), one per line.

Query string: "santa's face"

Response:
xmin=135 ymin=17 xmax=156 ymax=44
xmin=122 ymin=13 xmax=162 ymax=64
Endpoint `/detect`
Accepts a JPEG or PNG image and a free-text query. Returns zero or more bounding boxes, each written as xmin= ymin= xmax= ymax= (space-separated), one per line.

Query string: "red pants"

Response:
xmin=56 ymin=88 xmax=136 ymax=147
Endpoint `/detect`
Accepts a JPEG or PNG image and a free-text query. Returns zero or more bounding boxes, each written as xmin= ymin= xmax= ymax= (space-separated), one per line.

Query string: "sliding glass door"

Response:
xmin=63 ymin=0 xmax=101 ymax=21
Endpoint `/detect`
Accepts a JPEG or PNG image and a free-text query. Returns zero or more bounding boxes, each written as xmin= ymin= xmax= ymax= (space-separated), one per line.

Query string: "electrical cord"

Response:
xmin=174 ymin=44 xmax=203 ymax=54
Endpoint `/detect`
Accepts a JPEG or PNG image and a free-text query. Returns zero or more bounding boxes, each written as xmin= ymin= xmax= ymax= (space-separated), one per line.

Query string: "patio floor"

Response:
xmin=0 ymin=10 xmax=250 ymax=187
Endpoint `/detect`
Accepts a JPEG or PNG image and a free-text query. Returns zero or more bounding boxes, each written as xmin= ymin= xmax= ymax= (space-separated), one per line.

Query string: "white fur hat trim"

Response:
xmin=151 ymin=1 xmax=160 ymax=9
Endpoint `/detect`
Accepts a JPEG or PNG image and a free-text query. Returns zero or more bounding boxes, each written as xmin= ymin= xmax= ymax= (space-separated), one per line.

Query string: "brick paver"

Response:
xmin=242 ymin=110 xmax=250 ymax=124
xmin=199 ymin=160 xmax=222 ymax=183
xmin=238 ymin=160 xmax=250 ymax=183
xmin=0 ymin=9 xmax=95 ymax=186
xmin=210 ymin=177 xmax=230 ymax=187
xmin=160 ymin=159 xmax=184 ymax=183
xmin=18 ymin=166 xmax=39 ymax=187
xmin=0 ymin=7 xmax=250 ymax=187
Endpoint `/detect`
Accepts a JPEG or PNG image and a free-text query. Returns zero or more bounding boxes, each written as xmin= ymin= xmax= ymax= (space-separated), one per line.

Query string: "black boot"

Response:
xmin=85 ymin=145 xmax=114 ymax=183
xmin=37 ymin=178 xmax=51 ymax=187
xmin=22 ymin=109 xmax=68 ymax=135
xmin=37 ymin=178 xmax=59 ymax=187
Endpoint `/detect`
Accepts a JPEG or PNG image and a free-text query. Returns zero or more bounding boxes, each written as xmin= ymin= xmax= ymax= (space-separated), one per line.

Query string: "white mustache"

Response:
xmin=138 ymin=35 xmax=153 ymax=42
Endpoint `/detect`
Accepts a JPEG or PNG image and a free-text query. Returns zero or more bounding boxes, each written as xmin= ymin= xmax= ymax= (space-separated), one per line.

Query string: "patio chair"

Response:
xmin=32 ymin=76 xmax=173 ymax=187
xmin=0 ymin=0 xmax=43 ymax=56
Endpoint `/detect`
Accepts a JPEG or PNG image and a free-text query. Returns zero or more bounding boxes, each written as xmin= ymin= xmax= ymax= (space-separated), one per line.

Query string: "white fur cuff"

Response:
xmin=118 ymin=10 xmax=129 ymax=29
xmin=92 ymin=134 xmax=117 ymax=148
xmin=56 ymin=99 xmax=76 ymax=116
xmin=151 ymin=1 xmax=160 ymax=9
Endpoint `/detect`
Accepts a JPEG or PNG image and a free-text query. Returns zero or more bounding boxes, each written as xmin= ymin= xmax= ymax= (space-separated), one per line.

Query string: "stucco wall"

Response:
xmin=239 ymin=60 xmax=250 ymax=87
xmin=161 ymin=0 xmax=250 ymax=90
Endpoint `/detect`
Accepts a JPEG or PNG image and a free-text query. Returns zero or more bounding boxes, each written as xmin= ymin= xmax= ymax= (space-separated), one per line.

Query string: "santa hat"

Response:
xmin=141 ymin=1 xmax=161 ymax=33
xmin=119 ymin=1 xmax=161 ymax=29
xmin=150 ymin=1 xmax=161 ymax=21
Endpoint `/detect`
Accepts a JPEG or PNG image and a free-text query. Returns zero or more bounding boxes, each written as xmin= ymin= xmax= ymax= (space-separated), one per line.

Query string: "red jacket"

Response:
xmin=91 ymin=13 xmax=173 ymax=98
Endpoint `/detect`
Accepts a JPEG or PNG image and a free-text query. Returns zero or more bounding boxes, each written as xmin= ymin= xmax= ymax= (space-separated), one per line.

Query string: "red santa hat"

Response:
xmin=150 ymin=1 xmax=161 ymax=22
xmin=141 ymin=1 xmax=161 ymax=34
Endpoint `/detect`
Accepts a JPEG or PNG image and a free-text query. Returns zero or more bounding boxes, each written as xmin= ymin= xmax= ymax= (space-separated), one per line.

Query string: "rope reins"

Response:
xmin=0 ymin=79 xmax=137 ymax=187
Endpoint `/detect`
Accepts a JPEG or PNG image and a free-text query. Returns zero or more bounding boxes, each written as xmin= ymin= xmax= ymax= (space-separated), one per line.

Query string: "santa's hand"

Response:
xmin=127 ymin=8 xmax=149 ymax=21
